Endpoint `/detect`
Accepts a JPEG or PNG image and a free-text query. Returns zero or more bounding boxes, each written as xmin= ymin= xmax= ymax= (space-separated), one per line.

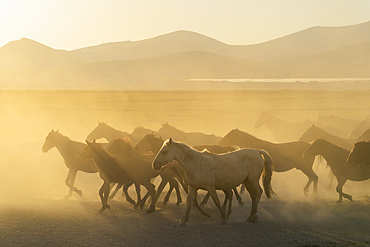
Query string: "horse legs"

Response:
xmin=222 ymin=190 xmax=233 ymax=219
xmin=155 ymin=177 xmax=168 ymax=204
xmin=98 ymin=180 xmax=111 ymax=213
xmin=141 ymin=182 xmax=156 ymax=214
xmin=179 ymin=186 xmax=198 ymax=226
xmin=233 ymin=187 xmax=244 ymax=206
xmin=121 ymin=183 xmax=136 ymax=205
xmin=207 ymin=187 xmax=227 ymax=225
xmin=64 ymin=170 xmax=81 ymax=199
xmin=244 ymin=179 xmax=262 ymax=223
xmin=163 ymin=177 xmax=182 ymax=205
xmin=108 ymin=183 xmax=122 ymax=201
xmin=200 ymin=192 xmax=211 ymax=206
xmin=336 ymin=178 xmax=352 ymax=204
xmin=301 ymin=168 xmax=319 ymax=196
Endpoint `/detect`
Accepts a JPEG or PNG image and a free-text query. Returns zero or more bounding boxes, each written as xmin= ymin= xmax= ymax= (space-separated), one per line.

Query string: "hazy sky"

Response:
xmin=1 ymin=0 xmax=369 ymax=50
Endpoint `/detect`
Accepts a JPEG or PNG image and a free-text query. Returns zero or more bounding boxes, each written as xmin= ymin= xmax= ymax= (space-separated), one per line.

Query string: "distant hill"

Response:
xmin=0 ymin=38 xmax=85 ymax=70
xmin=70 ymin=21 xmax=370 ymax=62
xmin=0 ymin=21 xmax=370 ymax=89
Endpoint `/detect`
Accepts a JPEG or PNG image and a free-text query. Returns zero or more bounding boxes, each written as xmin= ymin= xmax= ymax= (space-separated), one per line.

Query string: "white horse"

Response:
xmin=152 ymin=138 xmax=274 ymax=226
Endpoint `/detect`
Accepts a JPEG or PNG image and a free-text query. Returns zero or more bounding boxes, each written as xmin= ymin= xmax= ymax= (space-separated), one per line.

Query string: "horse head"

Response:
xmin=106 ymin=138 xmax=133 ymax=158
xmin=79 ymin=139 xmax=98 ymax=163
xmin=133 ymin=133 xmax=164 ymax=157
xmin=152 ymin=138 xmax=176 ymax=171
xmin=42 ymin=129 xmax=60 ymax=153
xmin=86 ymin=121 xmax=108 ymax=141
xmin=255 ymin=111 xmax=269 ymax=129
xmin=347 ymin=141 xmax=370 ymax=168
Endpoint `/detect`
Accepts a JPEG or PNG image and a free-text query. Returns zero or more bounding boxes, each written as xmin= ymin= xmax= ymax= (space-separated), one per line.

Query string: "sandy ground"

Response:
xmin=1 ymin=190 xmax=370 ymax=247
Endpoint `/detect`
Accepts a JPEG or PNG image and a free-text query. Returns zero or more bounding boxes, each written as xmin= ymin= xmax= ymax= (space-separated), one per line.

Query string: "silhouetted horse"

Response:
xmin=299 ymin=124 xmax=353 ymax=150
xmin=158 ymin=122 xmax=222 ymax=146
xmin=303 ymin=139 xmax=370 ymax=203
xmin=87 ymin=122 xmax=142 ymax=145
xmin=255 ymin=111 xmax=314 ymax=142
xmin=105 ymin=138 xmax=141 ymax=204
xmin=42 ymin=130 xmax=103 ymax=199
xmin=219 ymin=129 xmax=317 ymax=196
xmin=132 ymin=134 xmax=188 ymax=206
xmin=347 ymin=141 xmax=370 ymax=168
xmin=153 ymin=139 xmax=274 ymax=225
xmin=79 ymin=140 xmax=158 ymax=213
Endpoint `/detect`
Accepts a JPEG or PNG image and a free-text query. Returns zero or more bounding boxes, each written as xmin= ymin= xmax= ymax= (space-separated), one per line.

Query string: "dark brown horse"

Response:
xmin=219 ymin=129 xmax=317 ymax=196
xmin=132 ymin=134 xmax=187 ymax=205
xmin=105 ymin=138 xmax=141 ymax=204
xmin=42 ymin=130 xmax=103 ymax=199
xmin=304 ymin=139 xmax=370 ymax=203
xmin=79 ymin=140 xmax=158 ymax=213
xmin=347 ymin=141 xmax=370 ymax=168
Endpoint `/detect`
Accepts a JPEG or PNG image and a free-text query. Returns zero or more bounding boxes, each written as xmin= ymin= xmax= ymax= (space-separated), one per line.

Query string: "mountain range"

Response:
xmin=1 ymin=21 xmax=370 ymax=89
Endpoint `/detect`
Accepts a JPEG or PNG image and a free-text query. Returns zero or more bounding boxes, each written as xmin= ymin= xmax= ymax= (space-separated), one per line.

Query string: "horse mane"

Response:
xmin=172 ymin=141 xmax=204 ymax=162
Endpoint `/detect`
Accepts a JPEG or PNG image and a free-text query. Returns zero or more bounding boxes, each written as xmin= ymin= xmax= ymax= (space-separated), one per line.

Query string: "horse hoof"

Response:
xmin=162 ymin=201 xmax=167 ymax=206
xmin=178 ymin=221 xmax=187 ymax=227
xmin=98 ymin=208 xmax=105 ymax=214
xmin=220 ymin=220 xmax=227 ymax=225
xmin=77 ymin=190 xmax=82 ymax=196
xmin=146 ymin=207 xmax=155 ymax=214
xmin=64 ymin=194 xmax=72 ymax=200
xmin=106 ymin=204 xmax=111 ymax=210
xmin=247 ymin=215 xmax=258 ymax=223
xmin=349 ymin=196 xmax=353 ymax=202
xmin=127 ymin=199 xmax=136 ymax=205
xmin=176 ymin=202 xmax=181 ymax=206
xmin=335 ymin=200 xmax=342 ymax=205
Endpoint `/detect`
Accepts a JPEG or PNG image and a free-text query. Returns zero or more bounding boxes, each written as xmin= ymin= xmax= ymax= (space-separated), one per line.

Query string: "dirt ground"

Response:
xmin=1 ymin=191 xmax=370 ymax=247
xmin=1 ymin=90 xmax=370 ymax=246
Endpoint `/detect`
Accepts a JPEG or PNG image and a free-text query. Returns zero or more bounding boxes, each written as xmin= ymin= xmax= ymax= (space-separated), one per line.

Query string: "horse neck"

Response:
xmin=54 ymin=135 xmax=82 ymax=160
xmin=173 ymin=143 xmax=202 ymax=175
xmin=314 ymin=141 xmax=348 ymax=165
xmin=242 ymin=132 xmax=271 ymax=149
xmin=90 ymin=146 xmax=118 ymax=172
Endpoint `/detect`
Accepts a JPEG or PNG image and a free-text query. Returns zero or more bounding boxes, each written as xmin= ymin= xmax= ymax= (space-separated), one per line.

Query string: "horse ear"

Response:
xmin=169 ymin=138 xmax=173 ymax=144
xmin=86 ymin=139 xmax=91 ymax=144
xmin=56 ymin=129 xmax=59 ymax=133
xmin=93 ymin=139 xmax=96 ymax=143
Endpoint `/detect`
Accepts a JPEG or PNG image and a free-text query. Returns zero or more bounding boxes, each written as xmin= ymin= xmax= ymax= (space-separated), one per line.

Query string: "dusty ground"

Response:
xmin=1 ymin=90 xmax=370 ymax=246
xmin=1 ymin=191 xmax=370 ymax=247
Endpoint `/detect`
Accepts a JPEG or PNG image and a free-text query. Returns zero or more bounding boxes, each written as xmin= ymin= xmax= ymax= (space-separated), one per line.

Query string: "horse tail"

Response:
xmin=260 ymin=150 xmax=275 ymax=199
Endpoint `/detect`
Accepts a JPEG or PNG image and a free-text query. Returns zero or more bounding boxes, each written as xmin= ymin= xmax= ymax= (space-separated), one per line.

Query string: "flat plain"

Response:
xmin=1 ymin=90 xmax=370 ymax=246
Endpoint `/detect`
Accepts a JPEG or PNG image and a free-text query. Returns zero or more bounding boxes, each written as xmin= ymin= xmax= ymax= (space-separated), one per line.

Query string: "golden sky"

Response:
xmin=1 ymin=0 xmax=370 ymax=50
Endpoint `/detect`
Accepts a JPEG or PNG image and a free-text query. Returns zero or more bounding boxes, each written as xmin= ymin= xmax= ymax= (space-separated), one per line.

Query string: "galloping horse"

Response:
xmin=152 ymin=139 xmax=274 ymax=226
xmin=87 ymin=122 xmax=142 ymax=145
xmin=105 ymin=138 xmax=141 ymax=204
xmin=302 ymin=139 xmax=370 ymax=203
xmin=132 ymin=134 xmax=186 ymax=206
xmin=79 ymin=140 xmax=158 ymax=214
xmin=255 ymin=111 xmax=314 ymax=142
xmin=219 ymin=129 xmax=317 ymax=196
xmin=42 ymin=130 xmax=103 ymax=199
xmin=299 ymin=124 xmax=353 ymax=150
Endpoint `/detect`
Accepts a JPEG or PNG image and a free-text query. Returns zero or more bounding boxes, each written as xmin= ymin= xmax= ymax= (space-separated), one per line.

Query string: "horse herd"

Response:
xmin=42 ymin=115 xmax=370 ymax=226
